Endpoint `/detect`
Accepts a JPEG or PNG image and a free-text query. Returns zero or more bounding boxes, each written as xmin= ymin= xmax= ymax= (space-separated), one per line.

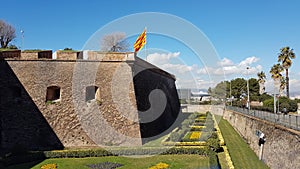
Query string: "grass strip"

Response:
xmin=218 ymin=118 xmax=269 ymax=169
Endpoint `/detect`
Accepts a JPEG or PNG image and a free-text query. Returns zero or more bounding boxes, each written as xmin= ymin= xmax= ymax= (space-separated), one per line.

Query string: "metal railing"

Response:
xmin=226 ymin=106 xmax=300 ymax=131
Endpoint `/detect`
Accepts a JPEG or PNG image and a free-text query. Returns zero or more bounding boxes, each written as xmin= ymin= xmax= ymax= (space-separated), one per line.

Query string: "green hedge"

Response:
xmin=1 ymin=146 xmax=212 ymax=167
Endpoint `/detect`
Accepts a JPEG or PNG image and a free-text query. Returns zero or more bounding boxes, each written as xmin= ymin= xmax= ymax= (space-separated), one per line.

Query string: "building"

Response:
xmin=0 ymin=50 xmax=180 ymax=152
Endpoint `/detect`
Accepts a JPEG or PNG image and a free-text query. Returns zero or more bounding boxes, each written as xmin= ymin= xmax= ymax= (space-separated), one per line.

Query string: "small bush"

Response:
xmin=63 ymin=47 xmax=73 ymax=51
xmin=207 ymin=138 xmax=220 ymax=152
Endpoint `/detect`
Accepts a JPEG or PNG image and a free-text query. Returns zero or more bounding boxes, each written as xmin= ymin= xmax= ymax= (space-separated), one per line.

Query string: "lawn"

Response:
xmin=218 ymin=118 xmax=269 ymax=169
xmin=217 ymin=152 xmax=229 ymax=169
xmin=7 ymin=155 xmax=209 ymax=169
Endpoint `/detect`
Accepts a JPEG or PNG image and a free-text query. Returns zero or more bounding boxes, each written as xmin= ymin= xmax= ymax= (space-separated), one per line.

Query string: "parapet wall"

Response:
xmin=1 ymin=50 xmax=135 ymax=61
xmin=223 ymin=109 xmax=300 ymax=169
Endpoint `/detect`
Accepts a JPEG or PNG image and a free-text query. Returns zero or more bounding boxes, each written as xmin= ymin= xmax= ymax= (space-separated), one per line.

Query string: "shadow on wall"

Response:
xmin=133 ymin=68 xmax=181 ymax=144
xmin=0 ymin=59 xmax=64 ymax=154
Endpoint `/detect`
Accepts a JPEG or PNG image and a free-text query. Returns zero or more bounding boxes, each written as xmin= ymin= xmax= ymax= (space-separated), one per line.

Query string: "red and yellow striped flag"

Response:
xmin=134 ymin=29 xmax=146 ymax=52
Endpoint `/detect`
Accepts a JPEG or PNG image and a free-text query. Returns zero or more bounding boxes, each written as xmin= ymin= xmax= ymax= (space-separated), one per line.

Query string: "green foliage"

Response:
xmin=63 ymin=47 xmax=73 ymax=51
xmin=8 ymin=45 xmax=18 ymax=49
xmin=23 ymin=49 xmax=43 ymax=52
xmin=42 ymin=147 xmax=209 ymax=158
xmin=261 ymin=96 xmax=300 ymax=113
xmin=279 ymin=97 xmax=298 ymax=112
xmin=294 ymin=98 xmax=300 ymax=103
xmin=230 ymin=78 xmax=247 ymax=99
xmin=263 ymin=98 xmax=274 ymax=107
xmin=179 ymin=99 xmax=187 ymax=104
xmin=7 ymin=155 xmax=210 ymax=169
xmin=46 ymin=100 xmax=56 ymax=105
xmin=212 ymin=78 xmax=260 ymax=105
xmin=259 ymin=93 xmax=273 ymax=102
xmin=206 ymin=138 xmax=220 ymax=152
xmin=289 ymin=100 xmax=298 ymax=112
xmin=210 ymin=81 xmax=227 ymax=99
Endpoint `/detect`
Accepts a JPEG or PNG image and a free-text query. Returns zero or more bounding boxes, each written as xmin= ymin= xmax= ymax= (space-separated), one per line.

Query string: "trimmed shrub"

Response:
xmin=207 ymin=138 xmax=221 ymax=152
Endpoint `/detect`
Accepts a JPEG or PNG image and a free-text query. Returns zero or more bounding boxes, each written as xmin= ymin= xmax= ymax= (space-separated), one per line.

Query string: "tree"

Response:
xmin=0 ymin=20 xmax=16 ymax=48
xmin=210 ymin=81 xmax=227 ymax=100
xmin=230 ymin=78 xmax=247 ymax=99
xmin=100 ymin=32 xmax=129 ymax=52
xmin=249 ymin=78 xmax=259 ymax=97
xmin=270 ymin=63 xmax=283 ymax=113
xmin=279 ymin=76 xmax=286 ymax=96
xmin=270 ymin=63 xmax=283 ymax=81
xmin=257 ymin=71 xmax=266 ymax=94
xmin=278 ymin=46 xmax=296 ymax=98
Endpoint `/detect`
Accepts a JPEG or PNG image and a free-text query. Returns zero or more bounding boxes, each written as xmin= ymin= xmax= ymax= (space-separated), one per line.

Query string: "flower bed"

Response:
xmin=190 ymin=131 xmax=201 ymax=140
xmin=41 ymin=163 xmax=57 ymax=169
xmin=162 ymin=141 xmax=207 ymax=146
xmin=149 ymin=162 xmax=170 ymax=169
xmin=190 ymin=125 xmax=206 ymax=131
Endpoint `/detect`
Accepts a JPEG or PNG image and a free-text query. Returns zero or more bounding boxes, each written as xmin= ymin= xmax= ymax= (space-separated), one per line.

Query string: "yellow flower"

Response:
xmin=149 ymin=162 xmax=169 ymax=169
xmin=190 ymin=131 xmax=201 ymax=140
xmin=41 ymin=163 xmax=57 ymax=169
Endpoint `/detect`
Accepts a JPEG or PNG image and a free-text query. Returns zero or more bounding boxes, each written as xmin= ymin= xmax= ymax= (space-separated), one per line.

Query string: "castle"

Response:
xmin=0 ymin=50 xmax=180 ymax=152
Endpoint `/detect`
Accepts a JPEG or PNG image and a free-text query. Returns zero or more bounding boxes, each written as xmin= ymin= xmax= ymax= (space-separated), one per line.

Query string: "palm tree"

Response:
xmin=270 ymin=63 xmax=283 ymax=80
xmin=279 ymin=76 xmax=286 ymax=96
xmin=278 ymin=46 xmax=296 ymax=98
xmin=257 ymin=71 xmax=266 ymax=94
xmin=270 ymin=63 xmax=284 ymax=113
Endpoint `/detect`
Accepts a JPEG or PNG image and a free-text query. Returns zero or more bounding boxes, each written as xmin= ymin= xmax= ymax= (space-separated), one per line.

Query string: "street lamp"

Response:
xmin=20 ymin=30 xmax=24 ymax=49
xmin=230 ymin=80 xmax=232 ymax=106
xmin=246 ymin=67 xmax=250 ymax=110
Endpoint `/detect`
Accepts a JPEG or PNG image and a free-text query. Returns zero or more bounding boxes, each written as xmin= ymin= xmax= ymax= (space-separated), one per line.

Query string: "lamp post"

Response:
xmin=20 ymin=30 xmax=24 ymax=49
xmin=230 ymin=80 xmax=232 ymax=106
xmin=246 ymin=67 xmax=250 ymax=110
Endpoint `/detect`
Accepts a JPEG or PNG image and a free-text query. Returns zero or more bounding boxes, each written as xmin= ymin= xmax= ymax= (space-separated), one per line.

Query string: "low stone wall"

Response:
xmin=223 ymin=109 xmax=300 ymax=169
xmin=86 ymin=51 xmax=133 ymax=61
xmin=21 ymin=50 xmax=52 ymax=59
xmin=0 ymin=50 xmax=21 ymax=59
xmin=56 ymin=51 xmax=83 ymax=60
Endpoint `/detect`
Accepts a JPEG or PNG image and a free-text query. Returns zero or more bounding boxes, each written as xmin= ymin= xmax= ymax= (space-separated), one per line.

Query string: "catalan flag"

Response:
xmin=134 ymin=29 xmax=146 ymax=52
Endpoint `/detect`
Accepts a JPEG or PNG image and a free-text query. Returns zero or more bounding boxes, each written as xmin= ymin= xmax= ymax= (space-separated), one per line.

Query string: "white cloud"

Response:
xmin=197 ymin=56 xmax=262 ymax=76
xmin=161 ymin=63 xmax=196 ymax=74
xmin=147 ymin=52 xmax=180 ymax=64
xmin=289 ymin=78 xmax=300 ymax=94
xmin=218 ymin=58 xmax=234 ymax=66
xmin=239 ymin=56 xmax=260 ymax=66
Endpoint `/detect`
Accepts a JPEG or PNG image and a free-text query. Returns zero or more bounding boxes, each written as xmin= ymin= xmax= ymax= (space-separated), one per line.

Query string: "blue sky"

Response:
xmin=2 ymin=0 xmax=300 ymax=95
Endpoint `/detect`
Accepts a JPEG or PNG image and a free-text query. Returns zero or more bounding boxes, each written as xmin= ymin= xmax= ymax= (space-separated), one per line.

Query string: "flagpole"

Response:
xmin=133 ymin=28 xmax=147 ymax=59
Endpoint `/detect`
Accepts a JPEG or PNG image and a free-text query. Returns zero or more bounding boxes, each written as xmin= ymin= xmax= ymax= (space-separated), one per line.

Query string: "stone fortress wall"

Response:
xmin=0 ymin=50 xmax=180 ymax=151
xmin=223 ymin=109 xmax=300 ymax=169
